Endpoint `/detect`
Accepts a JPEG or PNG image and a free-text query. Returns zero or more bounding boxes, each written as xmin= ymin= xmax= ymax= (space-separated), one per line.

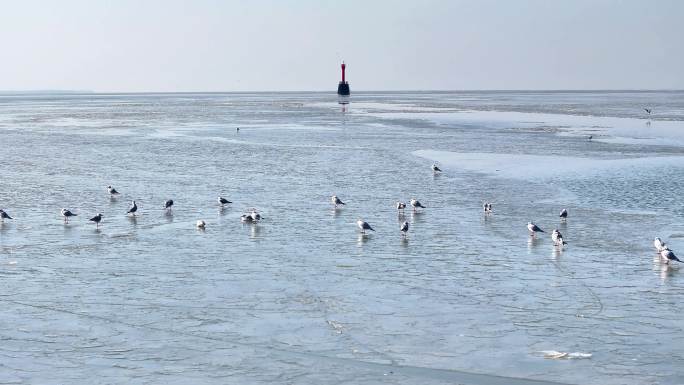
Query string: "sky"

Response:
xmin=0 ymin=0 xmax=682 ymax=92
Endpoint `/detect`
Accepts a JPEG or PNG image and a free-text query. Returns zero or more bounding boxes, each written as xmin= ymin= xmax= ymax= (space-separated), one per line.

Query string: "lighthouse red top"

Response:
xmin=341 ymin=62 xmax=346 ymax=83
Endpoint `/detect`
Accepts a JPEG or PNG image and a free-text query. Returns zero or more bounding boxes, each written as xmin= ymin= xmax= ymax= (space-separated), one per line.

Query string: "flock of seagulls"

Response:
xmin=525 ymin=209 xmax=573 ymax=247
xmin=0 ymin=158 xmax=680 ymax=266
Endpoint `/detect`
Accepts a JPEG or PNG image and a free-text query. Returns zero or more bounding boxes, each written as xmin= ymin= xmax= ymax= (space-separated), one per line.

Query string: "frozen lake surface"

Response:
xmin=1 ymin=91 xmax=683 ymax=384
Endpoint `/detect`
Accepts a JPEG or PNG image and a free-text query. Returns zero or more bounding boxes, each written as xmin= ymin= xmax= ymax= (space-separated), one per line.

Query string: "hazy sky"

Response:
xmin=1 ymin=0 xmax=682 ymax=92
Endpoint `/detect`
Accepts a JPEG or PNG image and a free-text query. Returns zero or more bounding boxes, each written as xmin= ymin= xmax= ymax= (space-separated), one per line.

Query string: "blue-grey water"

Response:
xmin=1 ymin=91 xmax=683 ymax=385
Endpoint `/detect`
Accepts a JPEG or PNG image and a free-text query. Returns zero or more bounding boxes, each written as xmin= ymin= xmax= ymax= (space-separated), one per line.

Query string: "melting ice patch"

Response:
xmin=413 ymin=149 xmax=684 ymax=180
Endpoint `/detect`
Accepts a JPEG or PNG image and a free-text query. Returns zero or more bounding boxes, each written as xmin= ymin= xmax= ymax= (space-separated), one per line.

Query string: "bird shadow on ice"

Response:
xmin=357 ymin=233 xmax=370 ymax=246
xmin=527 ymin=236 xmax=540 ymax=251
xmin=410 ymin=211 xmax=424 ymax=224
xmin=654 ymin=259 xmax=679 ymax=283
xmin=249 ymin=224 xmax=262 ymax=239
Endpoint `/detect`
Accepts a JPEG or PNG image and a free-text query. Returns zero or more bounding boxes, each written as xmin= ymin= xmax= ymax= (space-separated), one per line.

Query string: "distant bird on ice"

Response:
xmin=660 ymin=248 xmax=681 ymax=264
xmin=164 ymin=199 xmax=174 ymax=211
xmin=644 ymin=108 xmax=652 ymax=115
xmin=410 ymin=198 xmax=425 ymax=212
xmin=431 ymin=164 xmax=442 ymax=172
xmin=331 ymin=195 xmax=345 ymax=208
xmin=61 ymin=208 xmax=77 ymax=223
xmin=654 ymin=237 xmax=667 ymax=252
xmin=552 ymin=229 xmax=567 ymax=246
xmin=396 ymin=202 xmax=406 ymax=212
xmin=400 ymin=221 xmax=409 ymax=236
xmin=127 ymin=201 xmax=138 ymax=216
xmin=527 ymin=222 xmax=544 ymax=236
xmin=89 ymin=213 xmax=103 ymax=228
xmin=218 ymin=196 xmax=232 ymax=206
xmin=357 ymin=219 xmax=374 ymax=234
xmin=196 ymin=220 xmax=206 ymax=229
xmin=483 ymin=202 xmax=492 ymax=214
xmin=240 ymin=214 xmax=254 ymax=223
xmin=107 ymin=186 xmax=120 ymax=195
xmin=560 ymin=209 xmax=568 ymax=220
xmin=0 ymin=209 xmax=12 ymax=222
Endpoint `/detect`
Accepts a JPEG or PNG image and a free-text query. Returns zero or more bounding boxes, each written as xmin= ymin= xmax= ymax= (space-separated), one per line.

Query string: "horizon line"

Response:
xmin=1 ymin=88 xmax=684 ymax=95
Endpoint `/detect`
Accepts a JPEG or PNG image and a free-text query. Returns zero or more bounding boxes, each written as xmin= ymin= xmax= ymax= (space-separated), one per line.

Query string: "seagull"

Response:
xmin=410 ymin=198 xmax=425 ymax=212
xmin=89 ymin=213 xmax=103 ymax=228
xmin=107 ymin=185 xmax=120 ymax=195
xmin=218 ymin=196 xmax=232 ymax=206
xmin=552 ymin=229 xmax=567 ymax=245
xmin=588 ymin=135 xmax=593 ymax=141
xmin=644 ymin=108 xmax=652 ymax=115
xmin=250 ymin=209 xmax=262 ymax=222
xmin=164 ymin=199 xmax=174 ymax=211
xmin=527 ymin=222 xmax=544 ymax=236
xmin=396 ymin=202 xmax=406 ymax=212
xmin=0 ymin=209 xmax=12 ymax=222
xmin=240 ymin=214 xmax=254 ymax=223
xmin=400 ymin=221 xmax=409 ymax=236
xmin=483 ymin=202 xmax=492 ymax=214
xmin=331 ymin=195 xmax=345 ymax=208
xmin=660 ymin=248 xmax=681 ymax=264
xmin=357 ymin=219 xmax=374 ymax=234
xmin=127 ymin=201 xmax=138 ymax=216
xmin=196 ymin=220 xmax=206 ymax=229
xmin=431 ymin=164 xmax=442 ymax=172
xmin=654 ymin=237 xmax=667 ymax=252
xmin=559 ymin=209 xmax=568 ymax=220
xmin=61 ymin=208 xmax=77 ymax=223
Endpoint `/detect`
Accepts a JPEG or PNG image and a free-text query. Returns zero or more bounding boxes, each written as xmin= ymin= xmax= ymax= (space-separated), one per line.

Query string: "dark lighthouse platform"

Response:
xmin=337 ymin=62 xmax=350 ymax=96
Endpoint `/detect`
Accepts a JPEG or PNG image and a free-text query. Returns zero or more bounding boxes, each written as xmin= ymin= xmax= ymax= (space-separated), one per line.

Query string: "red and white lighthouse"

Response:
xmin=337 ymin=61 xmax=350 ymax=96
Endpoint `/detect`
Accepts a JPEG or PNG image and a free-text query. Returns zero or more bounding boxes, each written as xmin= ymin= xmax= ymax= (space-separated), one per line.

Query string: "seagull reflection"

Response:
xmin=657 ymin=263 xmax=677 ymax=282
xmin=527 ymin=236 xmax=540 ymax=251
xmin=250 ymin=223 xmax=262 ymax=239
xmin=357 ymin=232 xmax=370 ymax=245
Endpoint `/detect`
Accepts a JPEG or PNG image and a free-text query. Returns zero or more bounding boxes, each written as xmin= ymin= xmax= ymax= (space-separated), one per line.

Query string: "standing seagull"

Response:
xmin=660 ymin=248 xmax=681 ymax=264
xmin=400 ymin=221 xmax=409 ymax=236
xmin=396 ymin=202 xmax=406 ymax=212
xmin=164 ymin=199 xmax=174 ymax=212
xmin=0 ymin=209 xmax=12 ymax=222
xmin=89 ymin=213 xmax=103 ymax=228
xmin=552 ymin=229 xmax=567 ymax=246
xmin=559 ymin=209 xmax=568 ymax=220
xmin=654 ymin=237 xmax=667 ymax=252
xmin=431 ymin=164 xmax=442 ymax=172
xmin=196 ymin=220 xmax=206 ymax=229
xmin=527 ymin=222 xmax=544 ymax=236
xmin=218 ymin=196 xmax=232 ymax=206
xmin=331 ymin=195 xmax=345 ymax=208
xmin=410 ymin=198 xmax=426 ymax=212
xmin=127 ymin=201 xmax=138 ymax=216
xmin=356 ymin=219 xmax=374 ymax=234
xmin=107 ymin=185 xmax=120 ymax=195
xmin=644 ymin=108 xmax=652 ymax=115
xmin=61 ymin=208 xmax=77 ymax=223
